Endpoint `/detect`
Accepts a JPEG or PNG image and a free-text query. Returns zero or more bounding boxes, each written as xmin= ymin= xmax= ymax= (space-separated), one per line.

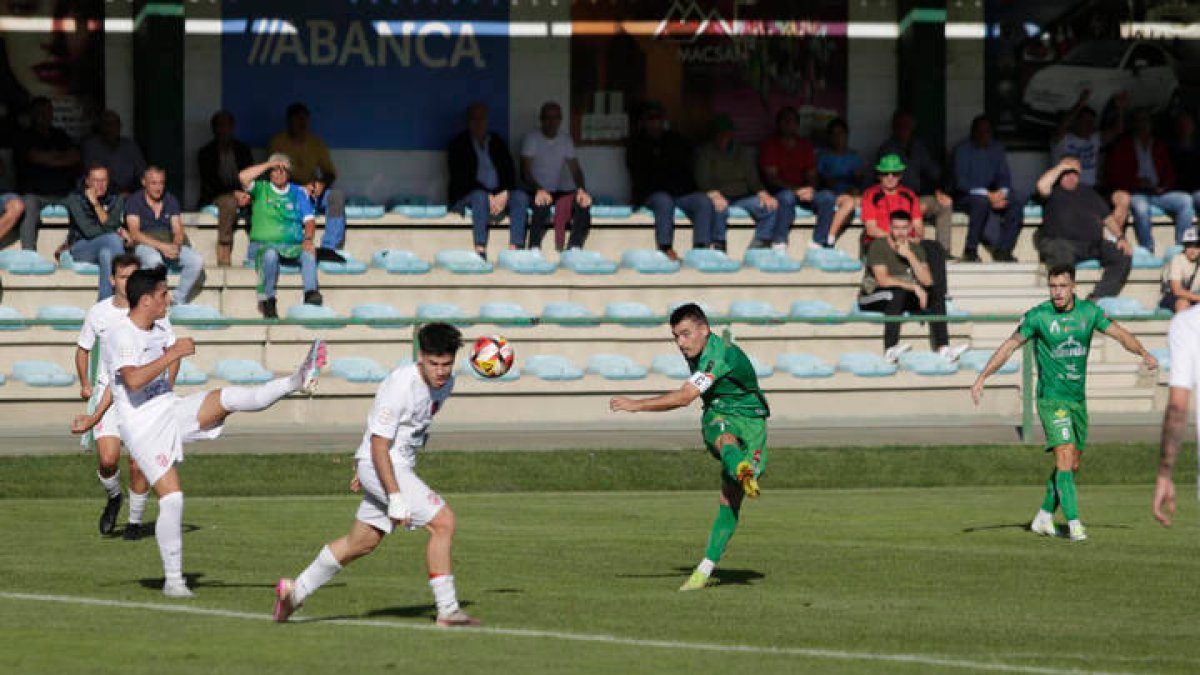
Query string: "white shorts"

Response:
xmin=354 ymin=459 xmax=445 ymax=534
xmin=122 ymin=391 xmax=226 ymax=486
xmin=93 ymin=406 xmax=121 ymax=441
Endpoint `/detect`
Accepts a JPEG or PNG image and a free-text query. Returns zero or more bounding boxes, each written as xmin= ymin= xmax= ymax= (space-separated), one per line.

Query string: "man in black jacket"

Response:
xmin=446 ymin=102 xmax=529 ymax=260
xmin=197 ymin=110 xmax=254 ymax=266
xmin=625 ymin=102 xmax=713 ymax=261
xmin=66 ymin=165 xmax=127 ymax=300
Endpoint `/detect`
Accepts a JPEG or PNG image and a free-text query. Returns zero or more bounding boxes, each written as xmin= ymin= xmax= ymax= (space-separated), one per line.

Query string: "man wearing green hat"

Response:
xmin=695 ymin=113 xmax=788 ymax=251
xmin=877 ymin=110 xmax=954 ymax=252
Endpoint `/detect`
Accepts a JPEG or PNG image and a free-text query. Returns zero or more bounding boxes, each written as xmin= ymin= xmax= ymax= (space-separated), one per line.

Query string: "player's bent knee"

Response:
xmin=428 ymin=505 xmax=456 ymax=536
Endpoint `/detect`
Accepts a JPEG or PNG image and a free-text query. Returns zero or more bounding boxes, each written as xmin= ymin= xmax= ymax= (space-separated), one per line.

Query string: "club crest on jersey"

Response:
xmin=1055 ymin=408 xmax=1067 ymax=419
xmin=1050 ymin=320 xmax=1061 ymax=334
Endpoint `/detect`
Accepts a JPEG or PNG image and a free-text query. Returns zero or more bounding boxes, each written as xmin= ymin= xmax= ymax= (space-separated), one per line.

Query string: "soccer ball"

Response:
xmin=469 ymin=335 xmax=515 ymax=378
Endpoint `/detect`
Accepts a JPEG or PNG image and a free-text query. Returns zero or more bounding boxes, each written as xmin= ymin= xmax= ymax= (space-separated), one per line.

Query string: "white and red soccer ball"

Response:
xmin=469 ymin=335 xmax=514 ymax=378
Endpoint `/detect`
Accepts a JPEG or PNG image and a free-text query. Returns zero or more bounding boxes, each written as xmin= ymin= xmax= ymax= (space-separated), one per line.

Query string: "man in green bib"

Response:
xmin=610 ymin=303 xmax=769 ymax=590
xmin=971 ymin=265 xmax=1157 ymax=541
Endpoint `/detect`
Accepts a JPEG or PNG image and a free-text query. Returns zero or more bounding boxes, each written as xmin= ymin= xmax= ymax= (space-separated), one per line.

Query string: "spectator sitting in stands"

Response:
xmin=758 ymin=106 xmax=820 ymax=252
xmin=80 ymin=109 xmax=146 ymax=196
xmin=1168 ymin=110 xmax=1200 ymax=222
xmin=125 ymin=166 xmax=203 ymax=305
xmin=1106 ymin=108 xmax=1192 ymax=253
xmin=447 ymin=102 xmax=530 ymax=261
xmin=65 ymin=164 xmax=127 ymax=301
xmin=694 ymin=113 xmax=778 ymax=252
xmin=0 ymin=191 xmax=26 ymax=247
xmin=857 ymin=210 xmax=964 ymax=364
xmin=15 ymin=96 xmax=80 ymax=251
xmin=238 ymin=154 xmax=322 ymax=319
xmin=1159 ymin=227 xmax=1200 ymax=313
xmin=951 ymin=115 xmax=1024 ymax=262
xmin=520 ymin=101 xmax=592 ymax=252
xmin=625 ymin=101 xmax=712 ymax=262
xmin=877 ymin=110 xmax=954 ymax=255
xmin=1035 ymin=156 xmax=1130 ymax=299
xmin=268 ymin=103 xmax=346 ymax=263
xmin=198 ymin=110 xmax=254 ymax=266
xmin=815 ymin=117 xmax=867 ymax=249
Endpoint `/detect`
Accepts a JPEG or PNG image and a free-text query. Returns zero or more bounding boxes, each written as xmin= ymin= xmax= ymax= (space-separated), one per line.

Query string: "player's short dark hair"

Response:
xmin=286 ymin=102 xmax=310 ymax=119
xmin=126 ymin=266 xmax=167 ymax=308
xmin=417 ymin=322 xmax=463 ymax=357
xmin=111 ymin=254 xmax=139 ymax=275
xmin=1047 ymin=264 xmax=1076 ymax=280
xmin=670 ymin=303 xmax=709 ymax=327
xmin=889 ymin=209 xmax=911 ymax=223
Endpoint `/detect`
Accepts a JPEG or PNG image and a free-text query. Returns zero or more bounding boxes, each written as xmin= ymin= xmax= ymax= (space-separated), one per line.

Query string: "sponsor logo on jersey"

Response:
xmin=1051 ymin=336 xmax=1087 ymax=359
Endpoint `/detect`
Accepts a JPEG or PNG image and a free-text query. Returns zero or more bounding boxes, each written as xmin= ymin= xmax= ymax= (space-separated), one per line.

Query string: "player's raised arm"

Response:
xmin=1102 ymin=322 xmax=1157 ymax=370
xmin=118 ymin=337 xmax=194 ymax=391
xmin=610 ymin=380 xmax=702 ymax=413
xmin=971 ymin=331 xmax=1026 ymax=405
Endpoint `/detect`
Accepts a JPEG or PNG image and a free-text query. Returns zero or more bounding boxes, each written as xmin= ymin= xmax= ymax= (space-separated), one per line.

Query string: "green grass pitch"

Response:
xmin=1 ymin=444 xmax=1198 ymax=674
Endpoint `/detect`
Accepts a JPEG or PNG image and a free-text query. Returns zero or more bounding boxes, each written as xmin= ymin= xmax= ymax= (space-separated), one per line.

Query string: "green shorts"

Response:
xmin=701 ymin=410 xmax=769 ymax=478
xmin=1037 ymin=399 xmax=1088 ymax=451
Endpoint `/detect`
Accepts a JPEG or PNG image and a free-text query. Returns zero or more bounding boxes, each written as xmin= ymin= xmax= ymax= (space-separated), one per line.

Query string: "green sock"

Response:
xmin=1040 ymin=470 xmax=1059 ymax=513
xmin=719 ymin=443 xmax=746 ymax=481
xmin=704 ymin=503 xmax=740 ymax=562
xmin=1055 ymin=471 xmax=1079 ymax=521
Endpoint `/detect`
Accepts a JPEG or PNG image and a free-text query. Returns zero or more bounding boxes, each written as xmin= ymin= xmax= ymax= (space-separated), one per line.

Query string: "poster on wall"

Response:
xmin=985 ymin=0 xmax=1200 ymax=148
xmin=220 ymin=0 xmax=509 ymax=150
xmin=0 ymin=0 xmax=106 ymax=142
xmin=569 ymin=0 xmax=848 ymax=146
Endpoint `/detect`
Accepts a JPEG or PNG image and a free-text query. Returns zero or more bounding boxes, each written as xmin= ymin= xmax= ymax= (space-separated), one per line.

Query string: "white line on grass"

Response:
xmin=0 ymin=591 xmax=1130 ymax=675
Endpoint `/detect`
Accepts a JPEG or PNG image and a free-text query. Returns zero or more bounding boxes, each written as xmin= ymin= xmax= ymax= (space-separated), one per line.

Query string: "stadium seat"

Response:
xmin=351 ymin=303 xmax=407 ymax=328
xmin=285 ymin=304 xmax=348 ymax=328
xmin=212 ymin=359 xmax=273 ymax=384
xmin=524 ymin=355 xmax=584 ymax=381
xmin=559 ymin=249 xmax=617 ymax=274
xmin=620 ymin=249 xmax=680 ymax=274
xmin=318 ymin=250 xmax=368 ymax=274
xmin=498 ymin=249 xmax=556 ymax=274
xmin=37 ymin=305 xmax=86 ymax=331
xmin=684 ymin=248 xmax=741 ymax=273
xmin=1130 ymin=246 xmax=1165 ymax=269
xmin=803 ymin=247 xmax=862 ymax=273
xmin=651 ymin=354 xmax=691 ymax=379
xmin=435 ymin=249 xmax=493 ymax=274
xmin=393 ymin=358 xmax=414 ymax=369
xmin=603 ymin=302 xmax=659 ymax=326
xmin=388 ymin=194 xmax=429 ymax=208
xmin=1150 ymin=347 xmax=1171 ymax=371
xmin=728 ymin=300 xmax=783 ymax=322
xmin=461 ymin=358 xmax=520 ymax=381
xmin=586 ymin=354 xmax=647 ymax=380
xmin=1075 ymin=258 xmax=1101 ymax=270
xmin=958 ymin=350 xmax=1019 ymax=375
xmin=201 ymin=204 xmax=219 ymax=218
xmin=330 ymin=356 xmax=389 ymax=383
xmin=57 ymin=251 xmax=99 ymax=275
xmin=345 ymin=198 xmax=386 ymax=219
xmin=1164 ymin=244 xmax=1184 ymax=259
xmin=848 ymin=303 xmax=884 ymax=318
xmin=749 ymin=355 xmax=774 ymax=379
xmin=40 ymin=204 xmax=67 ymax=219
xmin=775 ymin=353 xmax=835 ymax=378
xmin=1096 ymin=296 xmax=1165 ymax=318
xmin=176 ymin=360 xmax=209 ymax=386
xmin=0 ymin=249 xmax=56 ymax=275
xmin=898 ymin=351 xmax=959 ymax=376
xmin=946 ymin=300 xmax=970 ymax=317
xmin=727 ymin=206 xmax=751 ymax=219
xmin=744 ymin=248 xmax=802 ymax=273
xmin=0 ymin=306 xmax=26 ymax=331
xmin=169 ymin=304 xmax=227 ymax=330
xmin=11 ymin=360 xmax=74 ymax=386
xmin=541 ymin=302 xmax=599 ymax=326
xmin=478 ymin=302 xmax=534 ymax=326
xmin=1022 ymin=203 xmax=1042 ymax=220
xmin=788 ymin=300 xmax=846 ymax=320
xmin=590 ymin=197 xmax=633 ymax=219
xmin=836 ymin=352 xmax=898 ymax=377
xmin=371 ymin=249 xmax=432 ymax=274
xmin=794 ymin=205 xmax=815 ymax=219
xmin=388 ymin=196 xmax=448 ymax=218
xmin=416 ymin=303 xmax=471 ymax=322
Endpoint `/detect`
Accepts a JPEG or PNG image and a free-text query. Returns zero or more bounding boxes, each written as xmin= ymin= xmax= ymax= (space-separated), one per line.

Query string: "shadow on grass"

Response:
xmin=961 ymin=522 xmax=1134 ymax=534
xmin=362 ymin=599 xmax=477 ymax=620
xmin=137 ymin=573 xmax=313 ymax=591
xmin=617 ymin=567 xmax=765 ymax=586
xmin=104 ymin=521 xmax=202 ymax=540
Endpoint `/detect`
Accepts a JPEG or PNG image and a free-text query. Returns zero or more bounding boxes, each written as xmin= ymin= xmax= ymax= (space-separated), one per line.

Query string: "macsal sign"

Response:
xmin=221 ymin=2 xmax=510 ymax=151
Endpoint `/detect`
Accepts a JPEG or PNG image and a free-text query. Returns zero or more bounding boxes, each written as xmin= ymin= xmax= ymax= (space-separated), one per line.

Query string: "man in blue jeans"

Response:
xmin=952 ymin=115 xmax=1024 ymax=262
xmin=125 ymin=167 xmax=204 ymax=305
xmin=1107 ymin=108 xmax=1193 ymax=253
xmin=65 ymin=165 xmax=128 ymax=300
xmin=238 ymin=154 xmax=322 ymax=319
xmin=694 ymin=114 xmax=781 ymax=252
xmin=446 ymin=102 xmax=530 ymax=260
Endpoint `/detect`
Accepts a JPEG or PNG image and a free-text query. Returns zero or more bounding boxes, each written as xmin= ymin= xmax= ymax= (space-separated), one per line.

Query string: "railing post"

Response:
xmin=1021 ymin=340 xmax=1035 ymax=442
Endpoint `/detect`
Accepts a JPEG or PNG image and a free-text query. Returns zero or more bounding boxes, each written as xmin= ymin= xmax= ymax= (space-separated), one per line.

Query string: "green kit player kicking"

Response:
xmin=610 ymin=303 xmax=769 ymax=590
xmin=971 ymin=265 xmax=1157 ymax=541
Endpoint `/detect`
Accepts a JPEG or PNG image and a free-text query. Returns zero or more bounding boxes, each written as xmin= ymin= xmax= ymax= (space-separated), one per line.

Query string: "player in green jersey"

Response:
xmin=971 ymin=265 xmax=1157 ymax=541
xmin=610 ymin=303 xmax=769 ymax=590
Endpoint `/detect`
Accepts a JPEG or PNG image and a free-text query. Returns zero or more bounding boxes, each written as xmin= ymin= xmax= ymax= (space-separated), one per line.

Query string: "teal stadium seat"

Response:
xmin=0 ymin=249 xmax=56 ymax=275
xmin=958 ymin=349 xmax=1019 ymax=375
xmin=330 ymin=356 xmax=389 ymax=383
xmin=559 ymin=249 xmax=617 ymax=274
xmin=1151 ymin=347 xmax=1171 ymax=371
xmin=318 ymin=250 xmax=368 ymax=274
xmin=836 ymin=352 xmax=898 ymax=377
xmin=603 ymin=302 xmax=659 ymax=326
xmin=435 ymin=250 xmax=493 ymax=274
xmin=620 ymin=249 xmax=680 ymax=274
xmin=388 ymin=196 xmax=448 ymax=218
xmin=684 ymin=248 xmax=741 ymax=273
xmin=788 ymin=300 xmax=846 ymax=320
xmin=775 ymin=353 xmax=835 ymax=378
xmin=1075 ymin=258 xmax=1101 ymax=270
xmin=40 ymin=204 xmax=68 ymax=219
xmin=524 ymin=355 xmax=584 ymax=381
xmin=727 ymin=206 xmax=751 ymax=219
xmin=213 ymin=359 xmax=273 ymax=384
xmin=176 ymin=360 xmax=209 ymax=386
xmin=498 ymin=249 xmax=556 ymax=274
xmin=286 ymin=304 xmax=348 ymax=328
xmin=416 ymin=303 xmax=471 ymax=323
xmin=351 ymin=303 xmax=406 ymax=328
xmin=729 ymin=300 xmax=783 ymax=322
xmin=11 ymin=360 xmax=74 ymax=386
xmin=461 ymin=357 xmax=520 ymax=381
xmin=169 ymin=304 xmax=227 ymax=330
xmin=803 ymin=247 xmax=862 ymax=273
xmin=540 ymin=302 xmax=598 ymax=326
xmin=590 ymin=197 xmax=633 ymax=219
xmin=345 ymin=197 xmax=386 ymax=219
xmin=794 ymin=205 xmax=815 ymax=219
xmin=1165 ymin=244 xmax=1184 ymax=259
xmin=393 ymin=358 xmax=414 ymax=369
xmin=744 ymin=248 xmax=802 ymax=273
xmin=651 ymin=354 xmax=690 ymax=379
xmin=37 ymin=305 xmax=86 ymax=330
xmin=1131 ymin=246 xmax=1165 ymax=269
xmin=371 ymin=249 xmax=431 ymax=274
xmin=586 ymin=354 xmax=647 ymax=380
xmin=1022 ymin=203 xmax=1042 ymax=220
xmin=946 ymin=299 xmax=970 ymax=317
xmin=57 ymin=251 xmax=99 ymax=275
xmin=0 ymin=306 xmax=26 ymax=331
xmin=201 ymin=204 xmax=219 ymax=218
xmin=898 ymin=350 xmax=960 ymax=376
xmin=478 ymin=302 xmax=534 ymax=326
xmin=749 ymin=355 xmax=774 ymax=378
xmin=1096 ymin=296 xmax=1166 ymax=318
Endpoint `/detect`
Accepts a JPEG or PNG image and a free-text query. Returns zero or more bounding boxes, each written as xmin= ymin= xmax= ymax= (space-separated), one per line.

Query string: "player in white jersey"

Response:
xmin=1153 ymin=305 xmax=1200 ymax=527
xmin=74 ymin=254 xmax=152 ymax=538
xmin=272 ymin=323 xmax=480 ymax=627
xmin=72 ymin=266 xmax=327 ymax=598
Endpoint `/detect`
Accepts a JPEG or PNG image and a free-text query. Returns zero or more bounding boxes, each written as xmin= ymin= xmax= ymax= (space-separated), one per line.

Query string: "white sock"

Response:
xmin=429 ymin=574 xmax=459 ymax=615
xmin=98 ymin=470 xmax=121 ymax=498
xmin=1035 ymin=509 xmax=1054 ymax=523
xmin=293 ymin=545 xmax=342 ymax=606
xmin=128 ymin=490 xmax=149 ymax=525
xmin=1068 ymin=519 xmax=1083 ymax=528
xmin=156 ymin=492 xmax=184 ymax=584
xmin=218 ymin=375 xmax=297 ymax=413
xmin=697 ymin=558 xmax=716 ymax=577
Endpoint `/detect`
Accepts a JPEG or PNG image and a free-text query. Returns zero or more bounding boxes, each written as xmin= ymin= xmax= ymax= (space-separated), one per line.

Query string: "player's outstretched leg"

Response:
xmin=95 ymin=437 xmax=123 ymax=535
xmin=275 ymin=520 xmax=381 ymax=623
xmin=124 ymin=458 xmax=150 ymax=540
xmin=198 ymin=339 xmax=327 ymax=430
xmin=682 ymin=480 xmax=744 ymax=591
xmin=1030 ymin=470 xmax=1059 ymax=537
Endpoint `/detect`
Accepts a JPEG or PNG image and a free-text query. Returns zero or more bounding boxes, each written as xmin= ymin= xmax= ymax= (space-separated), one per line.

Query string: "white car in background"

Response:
xmin=1022 ymin=40 xmax=1178 ymax=127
